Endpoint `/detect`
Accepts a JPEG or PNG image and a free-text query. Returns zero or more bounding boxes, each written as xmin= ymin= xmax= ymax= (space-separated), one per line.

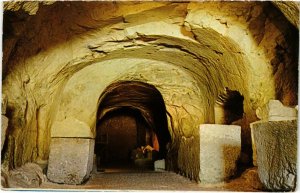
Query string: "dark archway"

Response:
xmin=95 ymin=80 xmax=171 ymax=170
xmin=95 ymin=108 xmax=152 ymax=164
xmin=215 ymin=87 xmax=244 ymax=124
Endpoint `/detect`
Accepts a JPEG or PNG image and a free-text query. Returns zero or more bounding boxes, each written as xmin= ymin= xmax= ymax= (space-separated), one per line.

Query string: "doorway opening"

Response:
xmin=95 ymin=81 xmax=171 ymax=172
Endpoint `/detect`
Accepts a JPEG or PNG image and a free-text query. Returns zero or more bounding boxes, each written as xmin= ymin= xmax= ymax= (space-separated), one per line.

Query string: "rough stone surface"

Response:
xmin=251 ymin=120 xmax=297 ymax=191
xmin=199 ymin=124 xmax=241 ymax=183
xmin=5 ymin=163 xmax=47 ymax=188
xmin=154 ymin=159 xmax=165 ymax=171
xmin=240 ymin=167 xmax=264 ymax=190
xmin=2 ymin=2 xmax=298 ymax=182
xmin=250 ymin=125 xmax=258 ymax=167
xmin=272 ymin=1 xmax=299 ymax=29
xmin=214 ymin=88 xmax=244 ymax=124
xmin=1 ymin=115 xmax=9 ymax=151
xmin=214 ymin=104 xmax=226 ymax=124
xmin=4 ymin=1 xmax=55 ymax=15
xmin=252 ymin=100 xmax=297 ymax=166
xmin=256 ymin=100 xmax=297 ymax=121
xmin=47 ymin=138 xmax=95 ymax=185
xmin=2 ymin=94 xmax=7 ymax=115
xmin=51 ymin=117 xmax=93 ymax=138
xmin=178 ymin=135 xmax=199 ymax=181
xmin=40 ymin=167 xmax=265 ymax=191
xmin=1 ymin=169 xmax=9 ymax=188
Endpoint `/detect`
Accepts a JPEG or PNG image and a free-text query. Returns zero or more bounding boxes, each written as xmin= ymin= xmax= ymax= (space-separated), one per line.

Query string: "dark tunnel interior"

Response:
xmin=95 ymin=81 xmax=171 ymax=171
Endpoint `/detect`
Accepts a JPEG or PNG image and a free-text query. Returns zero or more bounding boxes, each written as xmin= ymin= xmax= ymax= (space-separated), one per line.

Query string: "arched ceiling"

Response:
xmin=51 ymin=59 xmax=207 ymax=138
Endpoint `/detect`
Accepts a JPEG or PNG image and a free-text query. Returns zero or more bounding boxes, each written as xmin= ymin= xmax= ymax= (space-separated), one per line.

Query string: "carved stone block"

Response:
xmin=251 ymin=120 xmax=297 ymax=191
xmin=199 ymin=124 xmax=241 ymax=183
xmin=47 ymin=138 xmax=94 ymax=185
xmin=256 ymin=100 xmax=297 ymax=121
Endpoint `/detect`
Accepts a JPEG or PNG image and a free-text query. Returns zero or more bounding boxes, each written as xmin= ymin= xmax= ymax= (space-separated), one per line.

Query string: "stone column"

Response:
xmin=47 ymin=138 xmax=95 ymax=185
xmin=199 ymin=124 xmax=241 ymax=183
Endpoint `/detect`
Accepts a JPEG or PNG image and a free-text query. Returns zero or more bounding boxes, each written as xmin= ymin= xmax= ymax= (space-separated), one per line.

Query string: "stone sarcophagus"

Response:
xmin=47 ymin=138 xmax=95 ymax=185
xmin=199 ymin=124 xmax=241 ymax=183
xmin=251 ymin=120 xmax=297 ymax=191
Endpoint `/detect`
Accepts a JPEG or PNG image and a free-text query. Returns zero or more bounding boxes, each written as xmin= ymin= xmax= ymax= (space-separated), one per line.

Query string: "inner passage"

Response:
xmin=94 ymin=81 xmax=171 ymax=172
xmin=95 ymin=108 xmax=157 ymax=170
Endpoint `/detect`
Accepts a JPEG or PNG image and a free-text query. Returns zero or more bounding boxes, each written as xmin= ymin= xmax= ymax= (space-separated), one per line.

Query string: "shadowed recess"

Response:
xmin=97 ymin=80 xmax=171 ymax=158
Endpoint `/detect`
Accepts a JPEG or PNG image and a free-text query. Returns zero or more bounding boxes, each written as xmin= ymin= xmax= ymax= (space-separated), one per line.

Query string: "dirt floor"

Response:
xmin=37 ymin=163 xmax=264 ymax=192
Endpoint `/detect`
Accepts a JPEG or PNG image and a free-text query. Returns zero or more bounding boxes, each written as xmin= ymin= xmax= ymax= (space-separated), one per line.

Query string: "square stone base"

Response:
xmin=47 ymin=138 xmax=94 ymax=184
xmin=199 ymin=124 xmax=241 ymax=183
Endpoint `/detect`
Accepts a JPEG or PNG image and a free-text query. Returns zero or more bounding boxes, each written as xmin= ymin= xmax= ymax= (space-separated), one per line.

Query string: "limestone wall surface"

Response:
xmin=2 ymin=1 xmax=298 ymax=181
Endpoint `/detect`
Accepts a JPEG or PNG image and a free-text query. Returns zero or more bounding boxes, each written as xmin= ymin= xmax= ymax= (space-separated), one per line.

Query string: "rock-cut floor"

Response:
xmin=39 ymin=165 xmax=263 ymax=191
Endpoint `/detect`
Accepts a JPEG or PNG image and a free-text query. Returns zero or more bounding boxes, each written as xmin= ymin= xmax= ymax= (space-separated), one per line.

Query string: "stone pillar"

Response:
xmin=47 ymin=138 xmax=94 ymax=185
xmin=251 ymin=120 xmax=297 ymax=191
xmin=199 ymin=124 xmax=241 ymax=183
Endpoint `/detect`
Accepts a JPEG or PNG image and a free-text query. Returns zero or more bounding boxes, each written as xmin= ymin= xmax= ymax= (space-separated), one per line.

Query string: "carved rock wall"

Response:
xmin=2 ymin=2 xmax=298 ymax=181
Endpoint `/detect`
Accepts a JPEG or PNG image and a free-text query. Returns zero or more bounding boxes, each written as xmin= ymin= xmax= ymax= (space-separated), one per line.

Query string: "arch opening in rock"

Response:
xmin=95 ymin=80 xmax=171 ymax=171
xmin=214 ymin=88 xmax=244 ymax=125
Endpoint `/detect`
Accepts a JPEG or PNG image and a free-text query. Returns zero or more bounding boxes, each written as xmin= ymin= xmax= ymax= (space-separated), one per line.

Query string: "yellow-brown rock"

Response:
xmin=2 ymin=2 xmax=298 ymax=183
xmin=272 ymin=1 xmax=299 ymax=28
